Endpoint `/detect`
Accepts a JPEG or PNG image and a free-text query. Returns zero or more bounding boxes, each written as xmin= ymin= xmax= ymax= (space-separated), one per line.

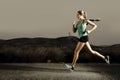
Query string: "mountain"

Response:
xmin=0 ymin=36 xmax=120 ymax=63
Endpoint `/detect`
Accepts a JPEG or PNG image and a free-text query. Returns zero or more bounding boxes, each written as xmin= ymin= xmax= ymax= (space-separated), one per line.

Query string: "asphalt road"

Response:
xmin=0 ymin=63 xmax=120 ymax=80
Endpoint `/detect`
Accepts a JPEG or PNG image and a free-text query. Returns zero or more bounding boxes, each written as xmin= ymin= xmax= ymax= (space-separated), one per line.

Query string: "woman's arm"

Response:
xmin=73 ymin=21 xmax=77 ymax=33
xmin=86 ymin=19 xmax=97 ymax=33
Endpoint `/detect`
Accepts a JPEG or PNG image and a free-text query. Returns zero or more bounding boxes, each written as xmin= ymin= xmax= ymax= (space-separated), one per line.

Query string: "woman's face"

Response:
xmin=76 ymin=13 xmax=82 ymax=19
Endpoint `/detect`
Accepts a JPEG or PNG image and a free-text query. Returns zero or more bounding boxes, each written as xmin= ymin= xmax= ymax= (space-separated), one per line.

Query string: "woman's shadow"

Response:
xmin=0 ymin=63 xmax=69 ymax=73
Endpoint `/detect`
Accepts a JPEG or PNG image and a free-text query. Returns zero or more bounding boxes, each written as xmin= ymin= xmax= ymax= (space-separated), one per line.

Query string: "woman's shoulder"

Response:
xmin=76 ymin=20 xmax=88 ymax=25
xmin=83 ymin=19 xmax=88 ymax=22
xmin=83 ymin=19 xmax=90 ymax=25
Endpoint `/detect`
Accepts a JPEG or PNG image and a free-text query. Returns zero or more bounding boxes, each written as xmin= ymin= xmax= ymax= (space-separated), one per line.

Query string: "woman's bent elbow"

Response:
xmin=94 ymin=25 xmax=97 ymax=29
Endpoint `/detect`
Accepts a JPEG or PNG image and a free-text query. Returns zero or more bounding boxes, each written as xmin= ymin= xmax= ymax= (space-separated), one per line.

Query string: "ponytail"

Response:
xmin=83 ymin=11 xmax=87 ymax=23
xmin=84 ymin=11 xmax=87 ymax=19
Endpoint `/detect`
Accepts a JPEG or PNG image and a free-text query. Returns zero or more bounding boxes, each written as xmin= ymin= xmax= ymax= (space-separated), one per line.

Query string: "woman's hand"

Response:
xmin=73 ymin=21 xmax=76 ymax=25
xmin=72 ymin=21 xmax=77 ymax=33
xmin=87 ymin=30 xmax=92 ymax=34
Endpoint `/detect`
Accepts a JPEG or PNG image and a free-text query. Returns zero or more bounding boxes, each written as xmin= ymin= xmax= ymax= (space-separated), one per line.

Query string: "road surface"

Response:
xmin=0 ymin=63 xmax=120 ymax=80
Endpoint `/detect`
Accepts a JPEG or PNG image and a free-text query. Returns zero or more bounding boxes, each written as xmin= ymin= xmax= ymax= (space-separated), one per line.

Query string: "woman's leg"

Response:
xmin=72 ymin=42 xmax=85 ymax=67
xmin=84 ymin=42 xmax=105 ymax=59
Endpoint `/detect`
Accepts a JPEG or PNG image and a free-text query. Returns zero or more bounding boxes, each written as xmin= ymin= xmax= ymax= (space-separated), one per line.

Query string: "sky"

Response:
xmin=0 ymin=0 xmax=120 ymax=45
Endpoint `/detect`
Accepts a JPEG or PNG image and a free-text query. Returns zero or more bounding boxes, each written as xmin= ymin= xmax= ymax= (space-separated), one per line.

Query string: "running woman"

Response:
xmin=65 ymin=10 xmax=110 ymax=71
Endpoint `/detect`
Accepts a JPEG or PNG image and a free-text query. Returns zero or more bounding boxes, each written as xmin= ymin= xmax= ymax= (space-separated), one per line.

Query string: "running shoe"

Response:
xmin=65 ymin=64 xmax=74 ymax=72
xmin=105 ymin=55 xmax=110 ymax=64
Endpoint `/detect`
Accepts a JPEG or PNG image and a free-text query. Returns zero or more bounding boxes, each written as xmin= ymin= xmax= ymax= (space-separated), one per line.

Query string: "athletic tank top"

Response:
xmin=76 ymin=21 xmax=88 ymax=38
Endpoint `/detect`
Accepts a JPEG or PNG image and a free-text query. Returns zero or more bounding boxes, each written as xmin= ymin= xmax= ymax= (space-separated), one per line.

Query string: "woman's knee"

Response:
xmin=75 ymin=49 xmax=79 ymax=54
xmin=74 ymin=50 xmax=79 ymax=55
xmin=74 ymin=50 xmax=80 ymax=57
xmin=90 ymin=50 xmax=96 ymax=54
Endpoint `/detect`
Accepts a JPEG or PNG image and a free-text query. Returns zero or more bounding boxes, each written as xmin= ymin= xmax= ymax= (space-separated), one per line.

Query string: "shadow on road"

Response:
xmin=0 ymin=64 xmax=69 ymax=73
